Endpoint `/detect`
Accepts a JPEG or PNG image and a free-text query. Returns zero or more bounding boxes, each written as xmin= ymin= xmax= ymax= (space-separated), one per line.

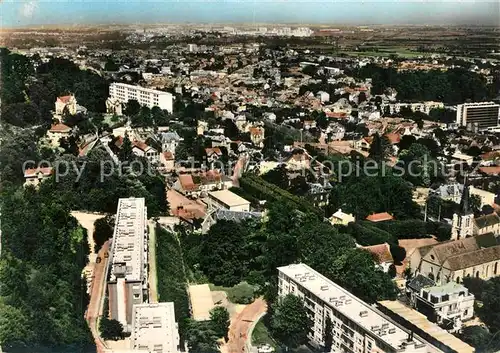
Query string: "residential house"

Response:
xmin=47 ymin=123 xmax=72 ymax=146
xmin=474 ymin=213 xmax=500 ymax=236
xmin=329 ymin=209 xmax=355 ymax=226
xmin=55 ymin=94 xmax=77 ymax=115
xmin=249 ymin=127 xmax=265 ymax=147
xmin=362 ymin=242 xmax=394 ymax=273
xmin=160 ymin=132 xmax=182 ymax=154
xmin=366 ymin=212 xmax=394 ymax=223
xmin=406 ymin=276 xmax=474 ymax=333
xmin=316 ymin=91 xmax=330 ymax=103
xmin=24 ymin=167 xmax=53 ymax=188
xmin=205 ymin=147 xmax=223 ymax=162
xmin=306 ymin=182 xmax=331 ymax=208
xmin=354 ymin=136 xmax=373 ymax=152
xmin=132 ymin=140 xmax=160 ymax=165
xmin=173 ymin=170 xmax=231 ymax=198
xmin=160 ymin=151 xmax=175 ymax=172
xmin=105 ymin=97 xmax=123 ymax=116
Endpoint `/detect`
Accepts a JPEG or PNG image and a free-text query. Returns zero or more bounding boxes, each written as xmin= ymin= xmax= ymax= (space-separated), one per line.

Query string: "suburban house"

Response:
xmin=205 ymin=147 xmax=223 ymax=162
xmin=406 ymin=276 xmax=474 ymax=333
xmin=474 ymin=212 xmax=500 ymax=236
xmin=160 ymin=151 xmax=175 ymax=172
xmin=55 ymin=94 xmax=77 ymax=116
xmin=366 ymin=212 xmax=394 ymax=222
xmin=173 ymin=171 xmax=232 ymax=198
xmin=329 ymin=209 xmax=355 ymax=226
xmin=249 ymin=127 xmax=265 ymax=147
xmin=160 ymin=131 xmax=182 ymax=154
xmin=131 ymin=140 xmax=160 ymax=165
xmin=24 ymin=167 xmax=53 ymax=188
xmin=409 ymin=233 xmax=500 ymax=284
xmin=362 ymin=243 xmax=394 ymax=273
xmin=47 ymin=123 xmax=72 ymax=146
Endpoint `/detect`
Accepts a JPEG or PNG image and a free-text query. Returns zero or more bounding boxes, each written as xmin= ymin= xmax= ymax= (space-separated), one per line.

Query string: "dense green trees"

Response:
xmin=479 ymin=278 xmax=500 ymax=333
xmin=0 ymin=186 xmax=94 ymax=351
xmin=185 ymin=321 xmax=220 ymax=353
xmin=209 ymin=307 xmax=230 ymax=340
xmin=99 ymin=318 xmax=123 ymax=341
xmin=356 ymin=64 xmax=493 ymax=104
xmin=269 ymin=294 xmax=312 ymax=349
xmin=93 ymin=216 xmax=114 ymax=252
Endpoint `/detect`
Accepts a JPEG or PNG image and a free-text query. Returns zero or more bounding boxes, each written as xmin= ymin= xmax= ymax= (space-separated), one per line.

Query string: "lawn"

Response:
xmin=252 ymin=318 xmax=277 ymax=348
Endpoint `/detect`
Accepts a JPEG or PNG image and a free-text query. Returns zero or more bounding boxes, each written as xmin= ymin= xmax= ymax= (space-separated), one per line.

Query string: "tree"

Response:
xmin=390 ymin=245 xmax=407 ymax=264
xmin=270 ymin=294 xmax=312 ymax=349
xmin=209 ymin=307 xmax=230 ymax=340
xmin=478 ymin=277 xmax=500 ymax=332
xmin=124 ymin=99 xmax=141 ymax=117
xmin=462 ymin=277 xmax=486 ymax=297
xmin=119 ymin=133 xmax=134 ymax=162
xmin=93 ymin=216 xmax=114 ymax=252
xmin=369 ymin=133 xmax=391 ymax=162
xmin=262 ymin=165 xmax=289 ymax=190
xmin=186 ymin=320 xmax=219 ymax=353
xmin=398 ymin=135 xmax=417 ymax=151
xmin=99 ymin=317 xmax=123 ymax=341
xmin=459 ymin=325 xmax=493 ymax=352
xmin=470 ymin=195 xmax=482 ymax=214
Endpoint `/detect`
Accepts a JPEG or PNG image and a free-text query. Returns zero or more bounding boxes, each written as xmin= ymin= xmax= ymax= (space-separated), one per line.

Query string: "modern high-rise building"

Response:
xmin=109 ymin=82 xmax=173 ymax=113
xmin=277 ymin=264 xmax=443 ymax=353
xmin=107 ymin=197 xmax=148 ymax=331
xmin=456 ymin=102 xmax=500 ymax=130
xmin=131 ymin=303 xmax=180 ymax=353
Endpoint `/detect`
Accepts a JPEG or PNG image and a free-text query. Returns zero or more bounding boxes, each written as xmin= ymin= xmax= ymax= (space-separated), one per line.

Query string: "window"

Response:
xmin=431 ymin=295 xmax=439 ymax=304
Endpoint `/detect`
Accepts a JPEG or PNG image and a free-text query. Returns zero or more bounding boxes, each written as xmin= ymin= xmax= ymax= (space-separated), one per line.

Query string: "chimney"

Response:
xmin=408 ymin=331 xmax=414 ymax=342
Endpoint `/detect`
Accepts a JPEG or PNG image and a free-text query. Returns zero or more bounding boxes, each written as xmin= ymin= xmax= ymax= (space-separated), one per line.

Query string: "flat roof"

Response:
xmin=278 ymin=264 xmax=428 ymax=351
xmin=131 ymin=302 xmax=179 ymax=353
xmin=110 ymin=82 xmax=173 ymax=97
xmin=378 ymin=300 xmax=475 ymax=353
xmin=188 ymin=284 xmax=214 ymax=321
xmin=208 ymin=190 xmax=250 ymax=207
xmin=110 ymin=197 xmax=147 ymax=282
xmin=426 ymin=282 xmax=469 ymax=296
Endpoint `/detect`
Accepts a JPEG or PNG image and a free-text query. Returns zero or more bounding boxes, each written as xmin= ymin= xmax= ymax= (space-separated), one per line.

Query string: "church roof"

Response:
xmin=444 ymin=245 xmax=500 ymax=271
xmin=458 ymin=182 xmax=472 ymax=216
xmin=475 ymin=213 xmax=500 ymax=229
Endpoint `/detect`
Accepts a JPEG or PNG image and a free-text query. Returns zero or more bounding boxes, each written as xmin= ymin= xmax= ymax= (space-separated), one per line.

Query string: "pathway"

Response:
xmin=223 ymin=298 xmax=267 ymax=353
xmin=86 ymin=240 xmax=110 ymax=353
xmin=148 ymin=220 xmax=158 ymax=303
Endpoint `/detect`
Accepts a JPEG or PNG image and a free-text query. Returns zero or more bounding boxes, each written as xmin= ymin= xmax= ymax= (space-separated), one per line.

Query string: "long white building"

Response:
xmin=109 ymin=82 xmax=173 ymax=113
xmin=278 ymin=264 xmax=443 ymax=353
xmin=131 ymin=303 xmax=180 ymax=353
xmin=108 ymin=197 xmax=148 ymax=331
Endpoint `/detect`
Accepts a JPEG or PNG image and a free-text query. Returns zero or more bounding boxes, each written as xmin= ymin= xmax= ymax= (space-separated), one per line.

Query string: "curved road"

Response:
xmin=224 ymin=298 xmax=267 ymax=353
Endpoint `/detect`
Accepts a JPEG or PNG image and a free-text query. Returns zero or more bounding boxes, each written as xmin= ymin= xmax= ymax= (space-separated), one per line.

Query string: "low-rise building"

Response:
xmin=109 ymin=82 xmax=173 ymax=113
xmin=131 ymin=302 xmax=180 ymax=353
xmin=366 ymin=212 xmax=394 ymax=223
xmin=47 ymin=123 xmax=72 ymax=146
xmin=207 ymin=190 xmax=251 ymax=212
xmin=329 ymin=209 xmax=355 ymax=226
xmin=23 ymin=167 xmax=53 ymax=188
xmin=362 ymin=243 xmax=394 ymax=273
xmin=407 ymin=276 xmax=474 ymax=332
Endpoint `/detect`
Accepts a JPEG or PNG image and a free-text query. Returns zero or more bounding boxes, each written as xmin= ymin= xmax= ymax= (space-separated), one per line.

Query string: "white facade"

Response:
xmin=131 ymin=302 xmax=180 ymax=353
xmin=207 ymin=190 xmax=250 ymax=212
xmin=278 ymin=264 xmax=438 ymax=353
xmin=108 ymin=197 xmax=148 ymax=331
xmin=456 ymin=102 xmax=500 ymax=129
xmin=109 ymin=82 xmax=173 ymax=113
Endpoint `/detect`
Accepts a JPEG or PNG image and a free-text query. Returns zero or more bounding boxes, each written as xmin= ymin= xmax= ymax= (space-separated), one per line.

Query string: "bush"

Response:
xmin=347 ymin=222 xmax=395 ymax=246
xmin=228 ymin=282 xmax=255 ymax=304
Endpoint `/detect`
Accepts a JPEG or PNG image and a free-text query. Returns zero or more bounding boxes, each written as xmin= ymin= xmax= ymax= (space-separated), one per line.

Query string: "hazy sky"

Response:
xmin=2 ymin=0 xmax=499 ymax=28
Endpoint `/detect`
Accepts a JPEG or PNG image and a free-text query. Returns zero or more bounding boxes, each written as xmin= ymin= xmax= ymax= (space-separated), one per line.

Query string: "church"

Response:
xmin=410 ymin=183 xmax=500 ymax=285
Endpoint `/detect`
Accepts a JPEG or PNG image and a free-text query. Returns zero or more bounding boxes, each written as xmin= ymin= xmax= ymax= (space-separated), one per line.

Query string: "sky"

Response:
xmin=2 ymin=0 xmax=499 ymax=28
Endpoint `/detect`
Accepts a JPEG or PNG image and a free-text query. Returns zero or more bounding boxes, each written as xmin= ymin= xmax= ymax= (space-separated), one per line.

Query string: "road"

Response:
xmin=223 ymin=298 xmax=267 ymax=353
xmin=86 ymin=240 xmax=110 ymax=353
xmin=148 ymin=220 xmax=159 ymax=303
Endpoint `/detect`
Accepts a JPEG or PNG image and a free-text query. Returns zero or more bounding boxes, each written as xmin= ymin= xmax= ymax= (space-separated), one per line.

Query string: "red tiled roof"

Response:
xmin=481 ymin=151 xmax=500 ymax=161
xmin=479 ymin=166 xmax=500 ymax=176
xmin=49 ymin=123 xmax=71 ymax=133
xmin=132 ymin=140 xmax=150 ymax=152
xmin=326 ymin=112 xmax=347 ymax=119
xmin=205 ymin=147 xmax=222 ymax=156
xmin=24 ymin=167 xmax=53 ymax=178
xmin=57 ymin=95 xmax=73 ymax=104
xmin=385 ymin=133 xmax=401 ymax=145
xmin=366 ymin=212 xmax=394 ymax=222
xmin=179 ymin=174 xmax=197 ymax=191
xmin=249 ymin=127 xmax=264 ymax=136
xmin=362 ymin=243 xmax=394 ymax=264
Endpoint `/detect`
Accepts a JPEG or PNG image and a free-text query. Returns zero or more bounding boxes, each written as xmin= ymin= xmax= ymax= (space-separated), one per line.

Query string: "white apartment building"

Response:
xmin=131 ymin=303 xmax=180 ymax=353
xmin=456 ymin=102 xmax=500 ymax=130
xmin=278 ymin=264 xmax=441 ymax=353
xmin=109 ymin=82 xmax=173 ymax=113
xmin=207 ymin=190 xmax=251 ymax=212
xmin=107 ymin=197 xmax=148 ymax=332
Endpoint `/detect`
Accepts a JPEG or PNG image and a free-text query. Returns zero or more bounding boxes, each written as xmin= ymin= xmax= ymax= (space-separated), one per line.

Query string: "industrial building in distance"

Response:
xmin=456 ymin=102 xmax=500 ymax=130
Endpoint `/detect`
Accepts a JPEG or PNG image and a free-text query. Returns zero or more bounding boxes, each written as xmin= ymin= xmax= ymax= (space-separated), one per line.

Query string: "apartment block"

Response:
xmin=131 ymin=303 xmax=180 ymax=353
xmin=108 ymin=197 xmax=148 ymax=331
xmin=109 ymin=82 xmax=173 ymax=113
xmin=456 ymin=102 xmax=500 ymax=130
xmin=278 ymin=264 xmax=441 ymax=353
